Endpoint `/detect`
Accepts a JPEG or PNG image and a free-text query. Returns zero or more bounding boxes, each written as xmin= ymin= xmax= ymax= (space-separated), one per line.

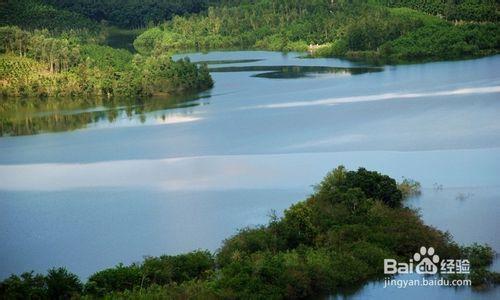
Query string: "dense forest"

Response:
xmin=135 ymin=0 xmax=499 ymax=62
xmin=41 ymin=0 xmax=210 ymax=29
xmin=0 ymin=0 xmax=222 ymax=31
xmin=1 ymin=167 xmax=498 ymax=298
xmin=0 ymin=0 xmax=101 ymax=33
xmin=0 ymin=0 xmax=213 ymax=99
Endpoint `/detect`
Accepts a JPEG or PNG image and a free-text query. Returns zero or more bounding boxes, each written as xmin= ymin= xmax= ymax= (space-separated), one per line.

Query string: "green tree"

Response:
xmin=45 ymin=268 xmax=82 ymax=299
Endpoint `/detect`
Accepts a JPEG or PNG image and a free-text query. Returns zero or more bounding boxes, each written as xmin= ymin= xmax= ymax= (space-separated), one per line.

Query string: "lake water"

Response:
xmin=0 ymin=51 xmax=499 ymax=298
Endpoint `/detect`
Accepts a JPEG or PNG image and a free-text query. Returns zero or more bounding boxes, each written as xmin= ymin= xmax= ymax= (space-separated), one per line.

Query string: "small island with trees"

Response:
xmin=1 ymin=167 xmax=499 ymax=298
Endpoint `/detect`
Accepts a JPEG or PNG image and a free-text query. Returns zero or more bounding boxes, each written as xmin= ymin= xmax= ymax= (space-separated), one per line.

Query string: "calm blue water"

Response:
xmin=0 ymin=51 xmax=499 ymax=298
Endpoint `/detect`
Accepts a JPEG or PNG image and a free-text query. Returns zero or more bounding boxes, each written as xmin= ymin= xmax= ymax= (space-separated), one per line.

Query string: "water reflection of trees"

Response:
xmin=209 ymin=65 xmax=383 ymax=79
xmin=0 ymin=93 xmax=207 ymax=136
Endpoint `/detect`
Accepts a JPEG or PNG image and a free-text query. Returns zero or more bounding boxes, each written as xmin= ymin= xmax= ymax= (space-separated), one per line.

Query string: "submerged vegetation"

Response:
xmin=398 ymin=177 xmax=422 ymax=198
xmin=1 ymin=167 xmax=498 ymax=298
xmin=136 ymin=0 xmax=499 ymax=62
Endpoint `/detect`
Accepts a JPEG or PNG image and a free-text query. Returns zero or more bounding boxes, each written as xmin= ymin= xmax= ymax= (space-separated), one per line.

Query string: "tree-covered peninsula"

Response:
xmin=1 ymin=167 xmax=498 ymax=299
xmin=0 ymin=0 xmax=213 ymax=99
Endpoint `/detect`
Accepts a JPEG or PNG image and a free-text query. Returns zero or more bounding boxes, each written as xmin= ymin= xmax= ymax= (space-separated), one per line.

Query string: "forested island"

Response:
xmin=1 ymin=167 xmax=499 ymax=298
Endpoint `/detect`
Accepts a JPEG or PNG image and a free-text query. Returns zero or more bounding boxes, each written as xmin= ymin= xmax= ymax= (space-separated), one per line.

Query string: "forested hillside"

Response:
xmin=0 ymin=0 xmax=101 ymax=33
xmin=135 ymin=0 xmax=499 ymax=62
xmin=41 ymin=0 xmax=210 ymax=28
xmin=372 ymin=0 xmax=498 ymax=22
xmin=0 ymin=0 xmax=213 ymax=99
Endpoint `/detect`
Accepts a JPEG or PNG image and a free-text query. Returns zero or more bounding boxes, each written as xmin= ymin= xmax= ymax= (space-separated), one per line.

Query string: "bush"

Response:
xmin=398 ymin=177 xmax=422 ymax=199
xmin=315 ymin=166 xmax=403 ymax=208
xmin=461 ymin=243 xmax=495 ymax=267
xmin=0 ymin=268 xmax=82 ymax=299
xmin=46 ymin=268 xmax=83 ymax=299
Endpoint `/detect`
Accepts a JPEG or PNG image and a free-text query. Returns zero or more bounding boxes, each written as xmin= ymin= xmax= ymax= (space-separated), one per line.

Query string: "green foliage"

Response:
xmin=216 ymin=226 xmax=281 ymax=267
xmin=80 ymin=44 xmax=133 ymax=70
xmin=85 ymin=263 xmax=143 ymax=296
xmin=140 ymin=56 xmax=213 ymax=95
xmin=0 ymin=271 xmax=46 ymax=299
xmin=136 ymin=0 xmax=343 ymax=53
xmin=315 ymin=166 xmax=403 ymax=208
xmin=447 ymin=244 xmax=498 ymax=287
xmin=460 ymin=243 xmax=495 ymax=267
xmin=132 ymin=27 xmax=164 ymax=55
xmin=0 ymin=0 xmax=100 ymax=33
xmin=143 ymin=250 xmax=214 ymax=285
xmin=0 ymin=26 xmax=82 ymax=73
xmin=85 ymin=250 xmax=214 ymax=297
xmin=371 ymin=0 xmax=499 ymax=22
xmin=135 ymin=0 xmax=499 ymax=62
xmin=0 ymin=54 xmax=43 ymax=80
xmin=345 ymin=9 xmax=424 ymax=51
xmin=46 ymin=267 xmax=83 ymax=299
xmin=210 ymin=167 xmax=480 ymax=298
xmin=280 ymin=202 xmax=318 ymax=247
xmin=42 ymin=0 xmax=211 ymax=29
xmin=385 ymin=23 xmax=500 ymax=61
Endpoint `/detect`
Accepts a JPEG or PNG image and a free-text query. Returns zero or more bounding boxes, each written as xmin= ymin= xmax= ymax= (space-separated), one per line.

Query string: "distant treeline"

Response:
xmin=1 ymin=167 xmax=499 ymax=299
xmin=0 ymin=0 xmax=101 ymax=33
xmin=372 ymin=0 xmax=499 ymax=22
xmin=41 ymin=0 xmax=220 ymax=28
xmin=0 ymin=0 xmax=219 ymax=30
xmin=134 ymin=0 xmax=499 ymax=62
